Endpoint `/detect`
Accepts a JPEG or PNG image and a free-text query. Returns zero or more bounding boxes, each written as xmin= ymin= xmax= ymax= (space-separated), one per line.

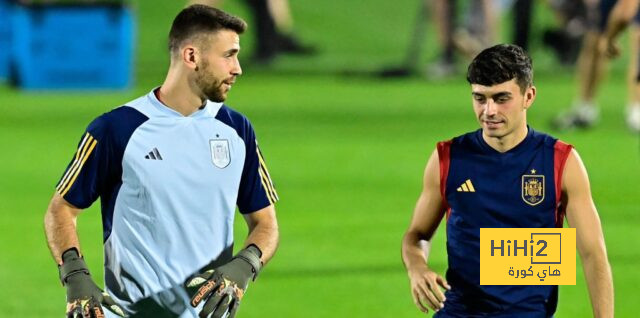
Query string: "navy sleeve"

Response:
xmin=55 ymin=114 xmax=112 ymax=209
xmin=216 ymin=105 xmax=279 ymax=214
xmin=237 ymin=122 xmax=279 ymax=213
xmin=55 ymin=106 xmax=148 ymax=210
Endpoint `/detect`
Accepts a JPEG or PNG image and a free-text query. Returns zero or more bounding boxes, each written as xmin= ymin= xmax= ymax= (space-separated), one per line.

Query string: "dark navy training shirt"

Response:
xmin=434 ymin=127 xmax=572 ymax=318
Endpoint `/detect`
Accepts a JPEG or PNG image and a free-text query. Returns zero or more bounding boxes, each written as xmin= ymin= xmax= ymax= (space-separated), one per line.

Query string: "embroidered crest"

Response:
xmin=210 ymin=139 xmax=230 ymax=168
xmin=522 ymin=169 xmax=544 ymax=206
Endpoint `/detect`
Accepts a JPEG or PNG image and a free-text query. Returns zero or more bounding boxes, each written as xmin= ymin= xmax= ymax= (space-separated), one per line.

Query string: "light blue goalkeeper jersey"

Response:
xmin=55 ymin=88 xmax=278 ymax=316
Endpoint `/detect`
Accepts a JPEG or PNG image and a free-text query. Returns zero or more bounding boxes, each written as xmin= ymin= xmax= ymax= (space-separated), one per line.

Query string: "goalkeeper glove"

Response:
xmin=185 ymin=245 xmax=262 ymax=318
xmin=59 ymin=248 xmax=126 ymax=318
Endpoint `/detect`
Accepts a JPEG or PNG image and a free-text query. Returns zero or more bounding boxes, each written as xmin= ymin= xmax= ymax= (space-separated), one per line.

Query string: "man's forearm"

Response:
xmin=244 ymin=222 xmax=279 ymax=265
xmin=402 ymin=231 xmax=430 ymax=271
xmin=582 ymin=253 xmax=614 ymax=317
xmin=44 ymin=199 xmax=81 ymax=265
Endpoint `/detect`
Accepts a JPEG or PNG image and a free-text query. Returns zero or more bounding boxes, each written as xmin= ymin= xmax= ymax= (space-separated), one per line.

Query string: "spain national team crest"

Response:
xmin=210 ymin=139 xmax=230 ymax=168
xmin=522 ymin=169 xmax=545 ymax=206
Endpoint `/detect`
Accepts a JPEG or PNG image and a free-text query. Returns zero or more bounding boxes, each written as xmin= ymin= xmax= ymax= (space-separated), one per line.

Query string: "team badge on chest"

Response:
xmin=210 ymin=139 xmax=231 ymax=168
xmin=522 ymin=169 xmax=544 ymax=206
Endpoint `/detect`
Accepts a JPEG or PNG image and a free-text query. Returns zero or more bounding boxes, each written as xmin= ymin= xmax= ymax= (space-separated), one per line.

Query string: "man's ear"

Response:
xmin=524 ymin=85 xmax=536 ymax=109
xmin=182 ymin=46 xmax=198 ymax=70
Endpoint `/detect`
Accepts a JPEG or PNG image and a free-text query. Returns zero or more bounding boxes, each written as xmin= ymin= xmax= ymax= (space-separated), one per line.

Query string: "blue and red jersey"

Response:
xmin=435 ymin=127 xmax=572 ymax=318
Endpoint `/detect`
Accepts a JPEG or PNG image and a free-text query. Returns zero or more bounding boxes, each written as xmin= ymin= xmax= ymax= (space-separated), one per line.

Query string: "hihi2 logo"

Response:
xmin=480 ymin=228 xmax=576 ymax=285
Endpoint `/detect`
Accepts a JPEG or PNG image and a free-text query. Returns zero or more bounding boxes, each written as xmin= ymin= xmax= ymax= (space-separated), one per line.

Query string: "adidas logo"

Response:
xmin=145 ymin=148 xmax=163 ymax=160
xmin=457 ymin=179 xmax=475 ymax=192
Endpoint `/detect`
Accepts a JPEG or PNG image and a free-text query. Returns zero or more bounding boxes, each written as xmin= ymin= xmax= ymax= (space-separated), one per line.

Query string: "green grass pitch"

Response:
xmin=0 ymin=0 xmax=637 ymax=316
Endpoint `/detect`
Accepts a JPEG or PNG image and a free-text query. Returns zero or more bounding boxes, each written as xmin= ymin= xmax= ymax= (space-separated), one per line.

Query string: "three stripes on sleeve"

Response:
xmin=56 ymin=132 xmax=97 ymax=197
xmin=257 ymin=145 xmax=278 ymax=205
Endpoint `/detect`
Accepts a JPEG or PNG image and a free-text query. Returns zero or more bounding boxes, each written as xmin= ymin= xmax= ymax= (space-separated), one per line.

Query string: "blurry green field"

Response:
xmin=0 ymin=0 xmax=638 ymax=317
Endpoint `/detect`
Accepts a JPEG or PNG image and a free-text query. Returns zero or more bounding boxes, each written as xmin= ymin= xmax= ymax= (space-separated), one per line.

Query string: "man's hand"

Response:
xmin=59 ymin=248 xmax=126 ymax=318
xmin=408 ymin=265 xmax=451 ymax=314
xmin=185 ymin=245 xmax=262 ymax=318
xmin=598 ymin=36 xmax=621 ymax=59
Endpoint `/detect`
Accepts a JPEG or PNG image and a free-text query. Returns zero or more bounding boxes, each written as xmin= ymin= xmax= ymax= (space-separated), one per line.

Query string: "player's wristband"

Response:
xmin=235 ymin=245 xmax=263 ymax=281
xmin=58 ymin=247 xmax=90 ymax=286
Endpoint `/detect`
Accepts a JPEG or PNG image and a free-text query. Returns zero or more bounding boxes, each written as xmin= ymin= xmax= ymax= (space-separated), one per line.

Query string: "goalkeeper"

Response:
xmin=44 ymin=5 xmax=279 ymax=317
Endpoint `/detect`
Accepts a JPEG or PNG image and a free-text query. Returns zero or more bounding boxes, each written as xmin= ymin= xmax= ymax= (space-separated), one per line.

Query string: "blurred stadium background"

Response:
xmin=0 ymin=0 xmax=638 ymax=316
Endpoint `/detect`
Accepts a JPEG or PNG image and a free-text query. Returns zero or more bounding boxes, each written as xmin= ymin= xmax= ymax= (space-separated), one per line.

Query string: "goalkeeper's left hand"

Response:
xmin=185 ymin=245 xmax=262 ymax=318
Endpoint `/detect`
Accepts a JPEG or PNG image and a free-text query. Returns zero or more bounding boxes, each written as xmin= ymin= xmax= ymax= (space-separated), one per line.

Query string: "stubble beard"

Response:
xmin=195 ymin=61 xmax=226 ymax=103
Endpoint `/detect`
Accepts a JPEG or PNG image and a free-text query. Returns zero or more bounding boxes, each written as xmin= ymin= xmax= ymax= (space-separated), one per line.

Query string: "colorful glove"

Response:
xmin=185 ymin=245 xmax=262 ymax=318
xmin=59 ymin=248 xmax=126 ymax=318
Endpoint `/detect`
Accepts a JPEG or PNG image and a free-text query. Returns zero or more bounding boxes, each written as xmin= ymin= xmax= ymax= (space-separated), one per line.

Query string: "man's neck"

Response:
xmin=157 ymin=75 xmax=205 ymax=117
xmin=482 ymin=125 xmax=528 ymax=153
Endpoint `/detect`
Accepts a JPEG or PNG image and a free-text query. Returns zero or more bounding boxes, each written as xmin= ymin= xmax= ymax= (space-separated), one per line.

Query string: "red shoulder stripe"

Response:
xmin=553 ymin=140 xmax=573 ymax=227
xmin=437 ymin=140 xmax=453 ymax=219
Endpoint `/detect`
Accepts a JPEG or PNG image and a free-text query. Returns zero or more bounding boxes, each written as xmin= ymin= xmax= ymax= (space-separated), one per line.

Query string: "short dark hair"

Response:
xmin=168 ymin=5 xmax=247 ymax=55
xmin=466 ymin=44 xmax=533 ymax=93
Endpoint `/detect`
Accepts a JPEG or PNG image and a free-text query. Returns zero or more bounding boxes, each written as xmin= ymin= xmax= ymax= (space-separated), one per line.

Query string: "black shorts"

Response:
xmin=590 ymin=0 xmax=640 ymax=31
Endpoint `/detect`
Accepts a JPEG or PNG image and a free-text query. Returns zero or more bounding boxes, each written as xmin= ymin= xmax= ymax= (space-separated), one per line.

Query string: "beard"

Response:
xmin=195 ymin=60 xmax=226 ymax=102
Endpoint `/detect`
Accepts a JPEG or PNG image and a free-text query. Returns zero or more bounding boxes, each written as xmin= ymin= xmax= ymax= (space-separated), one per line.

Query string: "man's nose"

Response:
xmin=232 ymin=57 xmax=242 ymax=76
xmin=484 ymin=100 xmax=498 ymax=116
